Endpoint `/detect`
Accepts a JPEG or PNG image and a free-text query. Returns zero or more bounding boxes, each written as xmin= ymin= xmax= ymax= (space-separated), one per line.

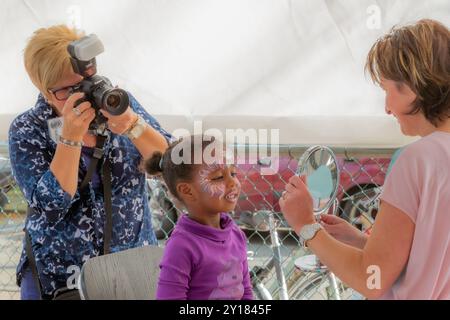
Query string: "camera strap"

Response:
xmin=24 ymin=215 xmax=43 ymax=298
xmin=101 ymin=155 xmax=113 ymax=255
xmin=80 ymin=134 xmax=107 ymax=190
xmin=79 ymin=134 xmax=113 ymax=255
xmin=24 ymin=207 xmax=81 ymax=299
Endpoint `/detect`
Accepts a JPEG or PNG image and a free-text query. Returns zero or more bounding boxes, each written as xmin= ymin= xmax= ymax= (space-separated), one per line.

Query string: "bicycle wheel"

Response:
xmin=288 ymin=273 xmax=329 ymax=300
xmin=341 ymin=187 xmax=380 ymax=232
xmin=288 ymin=272 xmax=355 ymax=300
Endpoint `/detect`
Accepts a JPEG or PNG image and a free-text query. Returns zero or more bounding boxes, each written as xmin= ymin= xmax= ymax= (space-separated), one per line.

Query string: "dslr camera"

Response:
xmin=68 ymin=34 xmax=129 ymax=131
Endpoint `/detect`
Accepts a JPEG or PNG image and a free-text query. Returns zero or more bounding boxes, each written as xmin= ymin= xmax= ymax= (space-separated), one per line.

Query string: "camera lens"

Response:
xmin=106 ymin=93 xmax=120 ymax=108
xmin=103 ymin=89 xmax=129 ymax=116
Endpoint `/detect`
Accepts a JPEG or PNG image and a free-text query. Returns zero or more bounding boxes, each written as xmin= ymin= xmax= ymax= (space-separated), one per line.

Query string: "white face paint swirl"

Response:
xmin=198 ymin=163 xmax=226 ymax=199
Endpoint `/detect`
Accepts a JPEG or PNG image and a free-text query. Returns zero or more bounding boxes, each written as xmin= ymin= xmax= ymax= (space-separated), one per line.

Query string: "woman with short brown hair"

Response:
xmin=281 ymin=19 xmax=450 ymax=299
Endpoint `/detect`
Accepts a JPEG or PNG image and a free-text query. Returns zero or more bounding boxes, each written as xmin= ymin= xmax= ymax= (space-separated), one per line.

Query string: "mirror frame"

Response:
xmin=296 ymin=145 xmax=340 ymax=215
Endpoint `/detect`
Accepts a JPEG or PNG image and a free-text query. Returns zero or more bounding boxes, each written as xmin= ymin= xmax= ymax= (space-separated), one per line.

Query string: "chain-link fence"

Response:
xmin=0 ymin=143 xmax=396 ymax=300
xmin=0 ymin=143 xmax=26 ymax=300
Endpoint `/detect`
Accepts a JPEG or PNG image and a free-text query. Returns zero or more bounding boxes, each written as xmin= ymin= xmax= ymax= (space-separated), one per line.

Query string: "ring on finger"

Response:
xmin=72 ymin=107 xmax=82 ymax=116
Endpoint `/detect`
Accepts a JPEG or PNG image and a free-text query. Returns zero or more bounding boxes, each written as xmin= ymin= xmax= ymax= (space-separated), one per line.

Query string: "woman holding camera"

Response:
xmin=8 ymin=25 xmax=171 ymax=299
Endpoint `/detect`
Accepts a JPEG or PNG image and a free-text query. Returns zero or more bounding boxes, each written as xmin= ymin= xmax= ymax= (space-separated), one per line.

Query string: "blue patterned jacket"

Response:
xmin=8 ymin=93 xmax=172 ymax=298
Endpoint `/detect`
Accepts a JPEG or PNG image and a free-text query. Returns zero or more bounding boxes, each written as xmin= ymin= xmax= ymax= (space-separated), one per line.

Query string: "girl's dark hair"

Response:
xmin=145 ymin=135 xmax=218 ymax=200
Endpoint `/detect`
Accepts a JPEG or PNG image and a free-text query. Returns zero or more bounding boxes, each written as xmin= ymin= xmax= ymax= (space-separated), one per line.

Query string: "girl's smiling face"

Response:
xmin=193 ymin=162 xmax=241 ymax=214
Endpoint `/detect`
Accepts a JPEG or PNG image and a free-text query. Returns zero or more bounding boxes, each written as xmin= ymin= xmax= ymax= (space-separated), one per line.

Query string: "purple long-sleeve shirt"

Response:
xmin=157 ymin=213 xmax=253 ymax=300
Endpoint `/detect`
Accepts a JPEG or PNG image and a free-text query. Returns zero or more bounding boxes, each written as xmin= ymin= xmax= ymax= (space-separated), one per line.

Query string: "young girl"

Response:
xmin=145 ymin=135 xmax=253 ymax=300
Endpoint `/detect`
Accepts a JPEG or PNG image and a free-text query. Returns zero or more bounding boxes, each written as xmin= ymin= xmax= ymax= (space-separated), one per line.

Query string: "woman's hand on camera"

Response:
xmin=319 ymin=214 xmax=368 ymax=249
xmin=61 ymin=92 xmax=96 ymax=142
xmin=100 ymin=107 xmax=138 ymax=135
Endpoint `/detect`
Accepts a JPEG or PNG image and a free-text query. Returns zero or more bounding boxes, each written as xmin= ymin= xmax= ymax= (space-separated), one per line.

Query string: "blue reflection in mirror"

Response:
xmin=307 ymin=165 xmax=333 ymax=199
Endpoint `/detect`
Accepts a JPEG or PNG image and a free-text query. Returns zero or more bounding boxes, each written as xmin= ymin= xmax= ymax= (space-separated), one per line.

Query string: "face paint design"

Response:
xmin=198 ymin=163 xmax=226 ymax=199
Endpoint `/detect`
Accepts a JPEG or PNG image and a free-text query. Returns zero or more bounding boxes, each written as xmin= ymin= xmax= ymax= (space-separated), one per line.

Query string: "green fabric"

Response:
xmin=387 ymin=147 xmax=404 ymax=176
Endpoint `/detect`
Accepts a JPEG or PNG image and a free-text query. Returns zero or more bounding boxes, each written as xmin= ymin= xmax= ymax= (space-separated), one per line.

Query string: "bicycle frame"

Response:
xmin=268 ymin=213 xmax=289 ymax=300
xmin=249 ymin=210 xmax=289 ymax=300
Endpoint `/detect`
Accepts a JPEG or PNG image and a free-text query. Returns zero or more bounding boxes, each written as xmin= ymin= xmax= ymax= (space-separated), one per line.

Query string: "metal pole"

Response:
xmin=328 ymin=272 xmax=342 ymax=300
xmin=268 ymin=213 xmax=289 ymax=300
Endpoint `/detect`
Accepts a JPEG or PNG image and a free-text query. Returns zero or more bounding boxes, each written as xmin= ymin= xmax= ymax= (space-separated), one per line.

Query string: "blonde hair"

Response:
xmin=366 ymin=19 xmax=450 ymax=126
xmin=24 ymin=25 xmax=84 ymax=99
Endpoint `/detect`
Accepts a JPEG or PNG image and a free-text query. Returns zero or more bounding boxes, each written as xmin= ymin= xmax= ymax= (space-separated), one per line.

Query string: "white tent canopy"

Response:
xmin=1 ymin=0 xmax=448 ymax=146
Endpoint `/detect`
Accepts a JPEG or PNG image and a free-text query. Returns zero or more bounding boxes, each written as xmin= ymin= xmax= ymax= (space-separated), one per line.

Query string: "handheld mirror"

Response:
xmin=296 ymin=145 xmax=340 ymax=216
